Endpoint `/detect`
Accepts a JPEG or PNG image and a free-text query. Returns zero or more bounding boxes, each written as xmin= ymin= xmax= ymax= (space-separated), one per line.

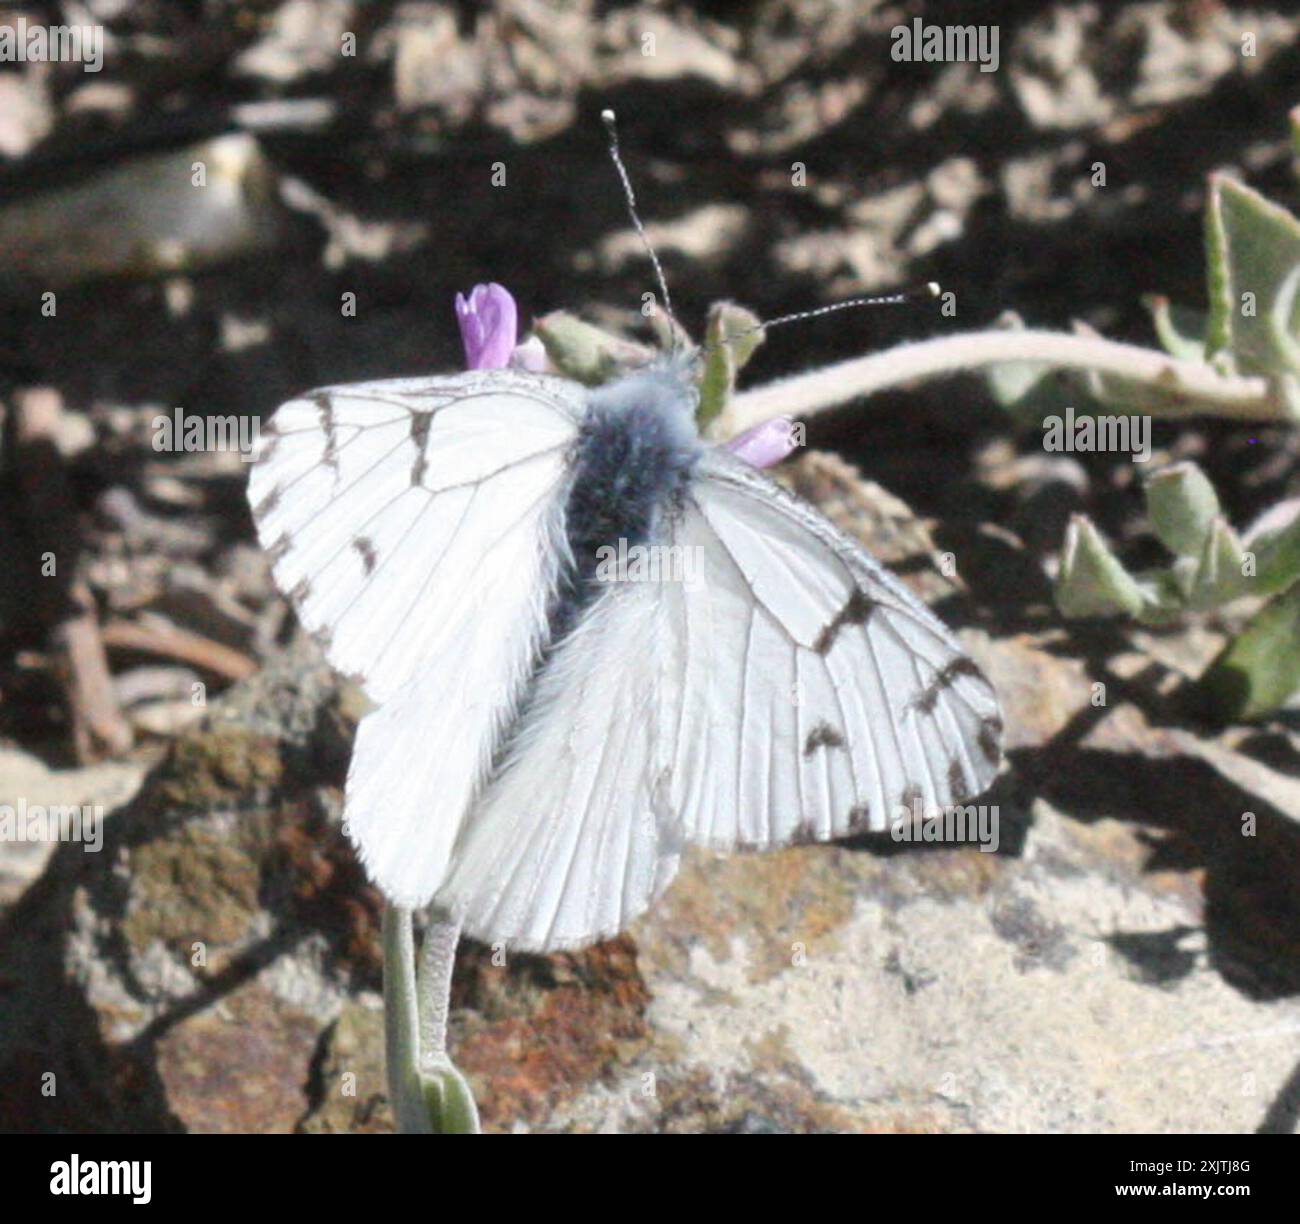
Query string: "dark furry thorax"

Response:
xmin=548 ymin=361 xmax=702 ymax=645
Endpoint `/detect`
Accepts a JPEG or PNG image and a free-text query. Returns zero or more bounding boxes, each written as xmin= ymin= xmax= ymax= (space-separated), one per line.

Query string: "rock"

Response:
xmin=0 ymin=639 xmax=368 ymax=1132
xmin=0 ymin=134 xmax=284 ymax=295
xmin=0 ymin=749 xmax=149 ymax=907
xmin=0 ymin=70 xmax=53 ymax=159
xmin=233 ymin=0 xmax=355 ymax=84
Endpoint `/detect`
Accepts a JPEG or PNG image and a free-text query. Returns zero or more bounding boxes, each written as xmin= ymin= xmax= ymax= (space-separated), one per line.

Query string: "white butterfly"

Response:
xmin=247 ymin=355 xmax=1002 ymax=951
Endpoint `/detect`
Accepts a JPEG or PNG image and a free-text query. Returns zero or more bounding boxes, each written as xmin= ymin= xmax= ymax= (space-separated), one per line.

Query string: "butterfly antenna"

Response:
xmin=703 ymin=282 xmax=941 ymax=356
xmin=601 ymin=108 xmax=678 ymax=347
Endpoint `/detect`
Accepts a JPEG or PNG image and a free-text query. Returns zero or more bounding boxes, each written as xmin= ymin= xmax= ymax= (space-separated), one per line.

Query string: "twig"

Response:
xmin=100 ymin=615 xmax=257 ymax=681
xmin=728 ymin=329 xmax=1280 ymax=432
xmin=11 ymin=387 xmax=133 ymax=761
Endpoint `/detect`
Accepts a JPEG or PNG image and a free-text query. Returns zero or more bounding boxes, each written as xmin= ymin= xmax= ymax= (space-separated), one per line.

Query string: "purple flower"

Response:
xmin=455 ymin=283 xmax=518 ymax=370
xmin=725 ymin=416 xmax=798 ymax=469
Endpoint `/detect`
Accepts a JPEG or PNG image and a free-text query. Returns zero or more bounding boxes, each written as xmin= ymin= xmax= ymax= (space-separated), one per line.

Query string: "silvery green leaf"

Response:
xmin=1198 ymin=580 xmax=1300 ymax=722
xmin=1246 ymin=497 xmax=1300 ymax=598
xmin=1145 ymin=461 xmax=1220 ymax=558
xmin=1203 ymin=175 xmax=1300 ymax=379
xmin=420 ymin=1059 xmax=481 ymax=1135
xmin=1187 ymin=516 xmax=1250 ymax=609
xmin=1165 ymin=555 xmax=1199 ymax=602
xmin=1055 ymin=515 xmax=1148 ymax=618
xmin=1135 ymin=566 xmax=1198 ymax=623
xmin=985 ymin=355 xmax=1056 ymax=419
xmin=983 ymin=320 xmax=1085 ymax=427
xmin=648 ymin=308 xmax=699 ymax=358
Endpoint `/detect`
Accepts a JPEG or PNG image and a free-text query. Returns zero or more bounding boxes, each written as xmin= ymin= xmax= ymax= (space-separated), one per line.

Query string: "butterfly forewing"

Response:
xmin=249 ymin=372 xmax=582 ymax=703
xmin=674 ymin=447 xmax=1002 ymax=847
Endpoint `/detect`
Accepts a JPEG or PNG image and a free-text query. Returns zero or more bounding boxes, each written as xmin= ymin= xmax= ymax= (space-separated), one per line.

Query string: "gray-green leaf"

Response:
xmin=1055 ymin=515 xmax=1148 ymax=618
xmin=1203 ymin=175 xmax=1300 ymax=380
xmin=1145 ymin=461 xmax=1220 ymax=558
xmin=1198 ymin=580 xmax=1300 ymax=721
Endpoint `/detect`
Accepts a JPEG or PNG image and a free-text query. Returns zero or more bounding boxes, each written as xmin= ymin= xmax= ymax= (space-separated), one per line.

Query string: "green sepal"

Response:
xmin=535 ymin=311 xmax=656 ymax=386
xmin=696 ymin=301 xmax=764 ymax=434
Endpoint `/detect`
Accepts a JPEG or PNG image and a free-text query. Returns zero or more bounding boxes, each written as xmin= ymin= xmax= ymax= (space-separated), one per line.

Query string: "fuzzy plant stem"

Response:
xmin=416 ymin=909 xmax=462 ymax=1065
xmin=383 ymin=904 xmax=479 ymax=1134
xmin=383 ymin=905 xmax=429 ymax=1133
xmin=728 ymin=328 xmax=1281 ymax=432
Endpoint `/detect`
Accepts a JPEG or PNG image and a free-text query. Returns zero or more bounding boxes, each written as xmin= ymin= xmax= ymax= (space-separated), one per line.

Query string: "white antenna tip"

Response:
xmin=601 ymin=108 xmax=616 ymax=123
xmin=926 ymin=281 xmax=941 ymax=297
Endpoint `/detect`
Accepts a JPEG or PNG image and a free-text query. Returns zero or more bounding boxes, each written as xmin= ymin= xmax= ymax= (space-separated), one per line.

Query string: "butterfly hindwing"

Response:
xmin=435 ymin=575 xmax=685 ymax=951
